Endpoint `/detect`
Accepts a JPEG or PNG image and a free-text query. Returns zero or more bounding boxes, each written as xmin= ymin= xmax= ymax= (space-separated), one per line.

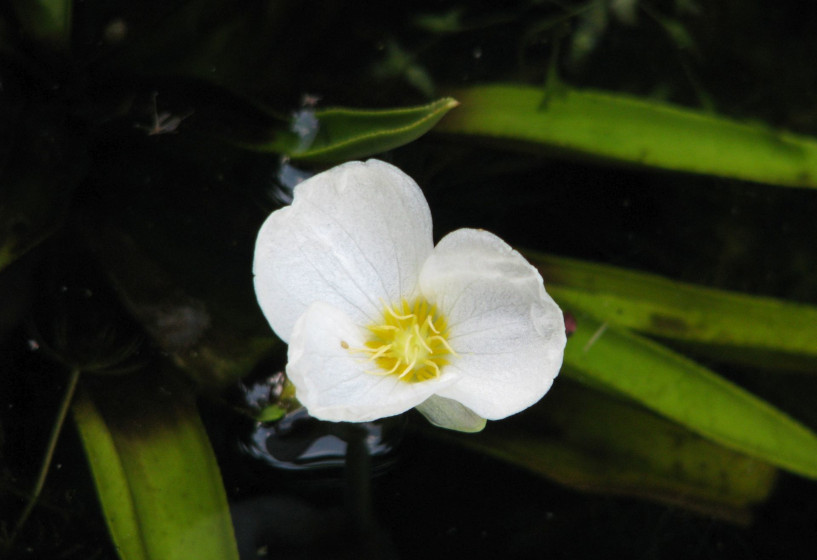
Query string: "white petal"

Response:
xmin=419 ymin=229 xmax=566 ymax=419
xmin=253 ymin=160 xmax=433 ymax=342
xmin=287 ymin=302 xmax=458 ymax=422
xmin=415 ymin=395 xmax=486 ymax=432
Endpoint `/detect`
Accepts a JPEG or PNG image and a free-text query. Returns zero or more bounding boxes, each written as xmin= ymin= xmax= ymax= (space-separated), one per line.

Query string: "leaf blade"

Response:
xmin=528 ymin=251 xmax=817 ymax=371
xmin=249 ymin=98 xmax=459 ymax=162
xmin=73 ymin=371 xmax=239 ymax=560
xmin=72 ymin=386 xmax=150 ymax=560
xmin=562 ymin=312 xmax=817 ymax=479
xmin=427 ymin=380 xmax=777 ymax=522
xmin=436 ymin=84 xmax=817 ymax=189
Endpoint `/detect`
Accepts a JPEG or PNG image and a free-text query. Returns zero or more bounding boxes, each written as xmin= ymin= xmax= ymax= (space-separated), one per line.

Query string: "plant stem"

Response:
xmin=344 ymin=424 xmax=376 ymax=536
xmin=10 ymin=367 xmax=81 ymax=543
xmin=343 ymin=423 xmax=395 ymax=559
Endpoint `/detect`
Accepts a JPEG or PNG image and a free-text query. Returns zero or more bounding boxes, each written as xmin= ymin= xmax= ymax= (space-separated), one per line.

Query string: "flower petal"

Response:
xmin=253 ymin=160 xmax=433 ymax=342
xmin=415 ymin=395 xmax=487 ymax=432
xmin=287 ymin=302 xmax=458 ymax=422
xmin=419 ymin=229 xmax=566 ymax=419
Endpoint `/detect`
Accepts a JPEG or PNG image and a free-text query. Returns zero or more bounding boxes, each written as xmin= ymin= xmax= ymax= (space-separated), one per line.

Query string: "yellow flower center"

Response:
xmin=358 ymin=298 xmax=455 ymax=383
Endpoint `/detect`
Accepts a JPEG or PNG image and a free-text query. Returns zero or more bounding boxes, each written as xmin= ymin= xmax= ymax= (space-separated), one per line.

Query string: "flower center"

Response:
xmin=358 ymin=298 xmax=455 ymax=383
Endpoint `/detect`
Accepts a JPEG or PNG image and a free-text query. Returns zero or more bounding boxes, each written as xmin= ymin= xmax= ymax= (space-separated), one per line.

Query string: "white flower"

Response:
xmin=253 ymin=159 xmax=566 ymax=432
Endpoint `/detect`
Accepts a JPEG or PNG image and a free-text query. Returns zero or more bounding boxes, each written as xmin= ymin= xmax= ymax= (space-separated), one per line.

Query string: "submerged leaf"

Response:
xmin=528 ymin=251 xmax=817 ymax=371
xmin=86 ymin=221 xmax=275 ymax=388
xmin=72 ymin=388 xmax=148 ymax=560
xmin=83 ymin=141 xmax=276 ymax=388
xmin=562 ymin=312 xmax=817 ymax=479
xmin=0 ymin=109 xmax=86 ymax=273
xmin=72 ymin=369 xmax=239 ymax=560
xmin=247 ymin=98 xmax=459 ymax=162
xmin=431 ymin=380 xmax=777 ymax=523
xmin=10 ymin=0 xmax=72 ymax=47
xmin=436 ymin=84 xmax=817 ymax=189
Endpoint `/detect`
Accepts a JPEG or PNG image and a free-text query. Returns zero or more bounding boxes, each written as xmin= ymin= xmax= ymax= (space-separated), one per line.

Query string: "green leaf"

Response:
xmin=435 ymin=84 xmax=817 ymax=189
xmin=412 ymin=9 xmax=466 ymax=33
xmin=72 ymin=369 xmax=239 ymax=560
xmin=256 ymin=404 xmax=287 ymax=423
xmin=430 ymin=380 xmax=777 ymax=522
xmin=11 ymin=0 xmax=72 ymax=46
xmin=370 ymin=40 xmax=437 ymax=98
xmin=528 ymin=251 xmax=817 ymax=371
xmin=249 ymin=98 xmax=459 ymax=162
xmin=72 ymin=388 xmax=148 ymax=560
xmin=562 ymin=311 xmax=817 ymax=479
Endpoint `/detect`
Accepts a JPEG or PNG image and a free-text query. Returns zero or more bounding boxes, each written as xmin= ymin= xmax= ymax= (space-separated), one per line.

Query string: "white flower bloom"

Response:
xmin=253 ymin=159 xmax=566 ymax=432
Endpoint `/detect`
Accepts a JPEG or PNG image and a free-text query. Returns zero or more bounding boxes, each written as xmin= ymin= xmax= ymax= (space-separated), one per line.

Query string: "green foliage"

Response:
xmin=10 ymin=0 xmax=72 ymax=47
xmin=246 ymin=97 xmax=459 ymax=162
xmin=432 ymin=379 xmax=778 ymax=523
xmin=529 ymin=251 xmax=817 ymax=371
xmin=561 ymin=312 xmax=817 ymax=479
xmin=436 ymin=84 xmax=817 ymax=189
xmin=72 ymin=371 xmax=239 ymax=560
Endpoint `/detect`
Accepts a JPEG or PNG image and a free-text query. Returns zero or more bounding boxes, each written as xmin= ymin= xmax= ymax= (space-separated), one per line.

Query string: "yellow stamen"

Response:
xmin=350 ymin=298 xmax=456 ymax=383
xmin=368 ymin=344 xmax=393 ymax=361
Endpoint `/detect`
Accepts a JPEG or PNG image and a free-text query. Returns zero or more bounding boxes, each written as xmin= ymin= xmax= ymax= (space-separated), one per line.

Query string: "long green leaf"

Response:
xmin=249 ymin=98 xmax=459 ymax=162
xmin=562 ymin=311 xmax=817 ymax=479
xmin=528 ymin=251 xmax=817 ymax=371
xmin=430 ymin=380 xmax=777 ymax=523
xmin=72 ymin=387 xmax=148 ymax=560
xmin=72 ymin=370 xmax=239 ymax=560
xmin=436 ymin=84 xmax=817 ymax=189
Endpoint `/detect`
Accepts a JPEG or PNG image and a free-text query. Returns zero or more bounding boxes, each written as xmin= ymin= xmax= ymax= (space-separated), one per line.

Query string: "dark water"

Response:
xmin=3 ymin=1 xmax=817 ymax=558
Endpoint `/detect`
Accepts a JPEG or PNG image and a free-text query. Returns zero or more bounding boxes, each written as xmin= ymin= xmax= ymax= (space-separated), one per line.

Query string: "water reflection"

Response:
xmin=229 ymin=373 xmax=402 ymax=558
xmin=264 ymin=93 xmax=325 ymax=206
xmin=239 ymin=408 xmax=404 ymax=471
xmin=272 ymin=161 xmax=311 ymax=204
xmin=234 ymin=370 xmax=405 ymax=472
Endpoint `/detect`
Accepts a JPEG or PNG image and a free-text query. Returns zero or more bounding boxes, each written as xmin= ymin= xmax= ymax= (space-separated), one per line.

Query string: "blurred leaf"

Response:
xmin=85 ymin=213 xmax=275 ymax=389
xmin=432 ymin=380 xmax=777 ymax=523
xmin=562 ymin=311 xmax=817 ymax=479
xmin=413 ymin=7 xmax=518 ymax=34
xmin=255 ymin=404 xmax=287 ymax=423
xmin=528 ymin=251 xmax=817 ymax=371
xmin=0 ymin=258 xmax=35 ymax=337
xmin=370 ymin=40 xmax=436 ymax=98
xmin=413 ymin=9 xmax=466 ymax=33
xmin=248 ymin=98 xmax=459 ymax=163
xmin=10 ymin=0 xmax=72 ymax=47
xmin=653 ymin=12 xmax=697 ymax=51
xmin=0 ymin=110 xmax=86 ymax=273
xmin=568 ymin=0 xmax=609 ymax=68
xmin=72 ymin=368 xmax=238 ymax=560
xmin=610 ymin=0 xmax=639 ymax=24
xmin=92 ymin=1 xmax=283 ymax=97
xmin=436 ymin=84 xmax=817 ymax=189
xmin=82 ymin=140 xmax=276 ymax=388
